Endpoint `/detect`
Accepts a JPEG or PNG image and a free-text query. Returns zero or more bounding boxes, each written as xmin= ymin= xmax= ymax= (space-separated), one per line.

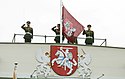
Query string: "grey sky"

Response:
xmin=0 ymin=0 xmax=125 ymax=47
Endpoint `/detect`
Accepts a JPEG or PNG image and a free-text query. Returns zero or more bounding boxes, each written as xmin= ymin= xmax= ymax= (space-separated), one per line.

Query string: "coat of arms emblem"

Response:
xmin=50 ymin=46 xmax=78 ymax=76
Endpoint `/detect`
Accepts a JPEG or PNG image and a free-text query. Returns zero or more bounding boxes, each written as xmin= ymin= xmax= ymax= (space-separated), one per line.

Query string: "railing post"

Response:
xmin=12 ymin=33 xmax=16 ymax=43
xmin=45 ymin=35 xmax=46 ymax=43
xmin=99 ymin=38 xmax=107 ymax=46
xmin=105 ymin=39 xmax=107 ymax=46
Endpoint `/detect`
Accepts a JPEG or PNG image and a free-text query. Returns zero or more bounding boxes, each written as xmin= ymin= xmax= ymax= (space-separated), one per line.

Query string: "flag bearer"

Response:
xmin=83 ymin=24 xmax=94 ymax=45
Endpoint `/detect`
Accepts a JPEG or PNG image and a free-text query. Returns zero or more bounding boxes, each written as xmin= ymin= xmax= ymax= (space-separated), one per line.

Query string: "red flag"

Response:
xmin=62 ymin=6 xmax=84 ymax=43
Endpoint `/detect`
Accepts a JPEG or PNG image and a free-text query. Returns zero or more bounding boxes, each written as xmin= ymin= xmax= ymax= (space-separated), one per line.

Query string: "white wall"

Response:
xmin=0 ymin=43 xmax=125 ymax=79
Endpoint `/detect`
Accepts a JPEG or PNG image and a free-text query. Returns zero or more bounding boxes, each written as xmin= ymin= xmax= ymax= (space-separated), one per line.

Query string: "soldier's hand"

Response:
xmin=23 ymin=24 xmax=25 ymax=26
xmin=21 ymin=24 xmax=25 ymax=28
xmin=54 ymin=26 xmax=56 ymax=28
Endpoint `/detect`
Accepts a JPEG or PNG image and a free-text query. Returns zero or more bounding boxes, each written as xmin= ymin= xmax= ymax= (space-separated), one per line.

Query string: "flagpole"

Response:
xmin=60 ymin=0 xmax=63 ymax=43
xmin=13 ymin=62 xmax=18 ymax=79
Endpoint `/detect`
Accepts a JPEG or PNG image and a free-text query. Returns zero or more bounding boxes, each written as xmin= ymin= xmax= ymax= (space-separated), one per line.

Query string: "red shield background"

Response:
xmin=50 ymin=45 xmax=78 ymax=76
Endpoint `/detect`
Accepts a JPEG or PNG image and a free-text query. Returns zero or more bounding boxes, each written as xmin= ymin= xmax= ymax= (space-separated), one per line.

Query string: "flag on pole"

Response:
xmin=62 ymin=6 xmax=84 ymax=43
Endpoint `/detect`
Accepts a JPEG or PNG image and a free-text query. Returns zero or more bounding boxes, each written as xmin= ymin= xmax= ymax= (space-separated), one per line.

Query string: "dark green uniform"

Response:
xmin=83 ymin=30 xmax=94 ymax=45
xmin=21 ymin=26 xmax=33 ymax=43
xmin=51 ymin=26 xmax=64 ymax=43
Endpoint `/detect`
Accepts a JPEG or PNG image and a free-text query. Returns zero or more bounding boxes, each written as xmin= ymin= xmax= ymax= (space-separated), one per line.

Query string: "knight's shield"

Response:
xmin=50 ymin=45 xmax=78 ymax=76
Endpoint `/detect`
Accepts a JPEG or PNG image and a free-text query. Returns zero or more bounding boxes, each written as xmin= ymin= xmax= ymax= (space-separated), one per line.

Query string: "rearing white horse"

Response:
xmin=51 ymin=50 xmax=64 ymax=66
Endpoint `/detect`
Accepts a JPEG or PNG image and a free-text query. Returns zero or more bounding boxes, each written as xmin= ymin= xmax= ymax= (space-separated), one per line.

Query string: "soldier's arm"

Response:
xmin=82 ymin=30 xmax=86 ymax=35
xmin=21 ymin=24 xmax=25 ymax=30
xmin=51 ymin=26 xmax=56 ymax=32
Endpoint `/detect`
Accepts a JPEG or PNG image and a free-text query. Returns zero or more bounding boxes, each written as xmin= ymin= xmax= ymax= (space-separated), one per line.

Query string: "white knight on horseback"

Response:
xmin=51 ymin=47 xmax=77 ymax=75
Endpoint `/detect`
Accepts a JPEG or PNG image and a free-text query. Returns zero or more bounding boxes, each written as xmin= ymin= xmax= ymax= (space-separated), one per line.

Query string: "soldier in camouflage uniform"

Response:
xmin=21 ymin=21 xmax=33 ymax=43
xmin=83 ymin=24 xmax=94 ymax=45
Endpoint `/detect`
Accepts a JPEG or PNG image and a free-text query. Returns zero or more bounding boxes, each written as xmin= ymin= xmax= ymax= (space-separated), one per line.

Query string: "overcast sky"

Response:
xmin=0 ymin=0 xmax=125 ymax=47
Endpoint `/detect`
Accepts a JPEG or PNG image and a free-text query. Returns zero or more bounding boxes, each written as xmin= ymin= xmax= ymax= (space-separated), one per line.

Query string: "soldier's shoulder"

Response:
xmin=30 ymin=27 xmax=33 ymax=29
